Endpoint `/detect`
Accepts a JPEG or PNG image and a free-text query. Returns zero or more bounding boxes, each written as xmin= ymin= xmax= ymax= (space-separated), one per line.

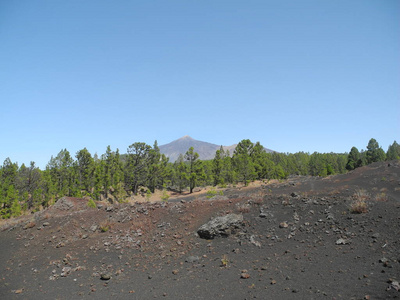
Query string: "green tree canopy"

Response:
xmin=125 ymin=142 xmax=152 ymax=195
xmin=386 ymin=141 xmax=400 ymax=160
xmin=184 ymin=147 xmax=203 ymax=193
xmin=366 ymin=138 xmax=386 ymax=164
xmin=346 ymin=147 xmax=361 ymax=171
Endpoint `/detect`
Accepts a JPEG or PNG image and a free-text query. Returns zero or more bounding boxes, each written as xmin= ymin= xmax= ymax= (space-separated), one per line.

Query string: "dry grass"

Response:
xmin=250 ymin=190 xmax=264 ymax=205
xmin=374 ymin=192 xmax=388 ymax=202
xmin=350 ymin=189 xmax=369 ymax=214
xmin=100 ymin=220 xmax=112 ymax=232
xmin=237 ymin=204 xmax=250 ymax=213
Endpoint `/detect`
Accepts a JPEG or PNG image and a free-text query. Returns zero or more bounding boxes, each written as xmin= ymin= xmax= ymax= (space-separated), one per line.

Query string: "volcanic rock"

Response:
xmin=197 ymin=214 xmax=244 ymax=239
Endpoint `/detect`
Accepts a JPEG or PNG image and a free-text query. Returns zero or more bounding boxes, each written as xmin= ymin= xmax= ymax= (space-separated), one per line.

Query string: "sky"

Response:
xmin=1 ymin=0 xmax=399 ymax=169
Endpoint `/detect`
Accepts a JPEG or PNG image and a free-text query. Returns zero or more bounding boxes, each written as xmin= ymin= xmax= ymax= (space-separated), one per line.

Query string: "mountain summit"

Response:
xmin=179 ymin=135 xmax=194 ymax=140
xmin=159 ymin=136 xmax=221 ymax=162
xmin=159 ymin=136 xmax=273 ymax=162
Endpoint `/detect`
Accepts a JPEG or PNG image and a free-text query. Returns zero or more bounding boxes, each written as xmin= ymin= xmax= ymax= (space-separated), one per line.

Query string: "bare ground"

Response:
xmin=1 ymin=161 xmax=400 ymax=300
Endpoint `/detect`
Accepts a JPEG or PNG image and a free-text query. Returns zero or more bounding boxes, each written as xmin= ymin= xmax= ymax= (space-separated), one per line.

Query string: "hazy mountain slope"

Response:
xmin=159 ymin=136 xmax=221 ymax=162
xmin=159 ymin=135 xmax=274 ymax=162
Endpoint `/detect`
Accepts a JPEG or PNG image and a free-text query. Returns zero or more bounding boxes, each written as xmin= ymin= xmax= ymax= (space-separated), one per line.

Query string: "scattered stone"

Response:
xmin=250 ymin=235 xmax=262 ymax=248
xmin=42 ymin=222 xmax=50 ymax=227
xmin=197 ymin=214 xmax=244 ymax=239
xmin=387 ymin=280 xmax=400 ymax=291
xmin=241 ymin=272 xmax=250 ymax=279
xmin=100 ymin=273 xmax=111 ymax=280
xmin=56 ymin=242 xmax=65 ymax=248
xmin=185 ymin=256 xmax=200 ymax=263
xmin=23 ymin=222 xmax=36 ymax=230
xmin=372 ymin=233 xmax=380 ymax=239
xmin=61 ymin=267 xmax=71 ymax=277
xmin=279 ymin=222 xmax=289 ymax=228
xmin=335 ymin=238 xmax=349 ymax=245
xmin=90 ymin=225 xmax=98 ymax=232
xmin=172 ymin=269 xmax=179 ymax=275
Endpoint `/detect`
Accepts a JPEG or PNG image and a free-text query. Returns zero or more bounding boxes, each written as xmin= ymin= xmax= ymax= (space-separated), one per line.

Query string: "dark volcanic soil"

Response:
xmin=1 ymin=161 xmax=400 ymax=300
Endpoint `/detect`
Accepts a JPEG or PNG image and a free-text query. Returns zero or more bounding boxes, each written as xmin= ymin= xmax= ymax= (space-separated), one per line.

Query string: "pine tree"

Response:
xmin=184 ymin=147 xmax=203 ymax=193
xmin=76 ymin=148 xmax=95 ymax=194
xmin=125 ymin=142 xmax=151 ymax=194
xmin=233 ymin=140 xmax=256 ymax=186
xmin=173 ymin=154 xmax=188 ymax=193
xmin=212 ymin=146 xmax=225 ymax=186
xmin=366 ymin=138 xmax=386 ymax=164
xmin=346 ymin=147 xmax=361 ymax=171
xmin=386 ymin=141 xmax=400 ymax=160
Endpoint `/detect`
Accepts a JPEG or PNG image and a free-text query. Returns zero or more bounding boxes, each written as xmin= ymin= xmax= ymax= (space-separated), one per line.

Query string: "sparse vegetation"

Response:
xmin=350 ymin=189 xmax=369 ymax=214
xmin=374 ymin=192 xmax=387 ymax=202
xmin=145 ymin=189 xmax=151 ymax=202
xmin=161 ymin=189 xmax=169 ymax=202
xmin=237 ymin=204 xmax=250 ymax=213
xmin=87 ymin=198 xmax=96 ymax=209
xmin=251 ymin=190 xmax=264 ymax=205
xmin=206 ymin=187 xmax=218 ymax=199
xmin=220 ymin=254 xmax=229 ymax=267
xmin=100 ymin=220 xmax=112 ymax=232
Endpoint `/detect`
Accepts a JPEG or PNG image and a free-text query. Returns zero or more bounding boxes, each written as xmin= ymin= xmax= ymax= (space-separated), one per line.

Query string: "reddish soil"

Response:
xmin=1 ymin=161 xmax=399 ymax=299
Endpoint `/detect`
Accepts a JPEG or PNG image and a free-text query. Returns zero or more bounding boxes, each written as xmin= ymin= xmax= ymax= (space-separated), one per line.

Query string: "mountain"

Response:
xmin=159 ymin=136 xmax=273 ymax=162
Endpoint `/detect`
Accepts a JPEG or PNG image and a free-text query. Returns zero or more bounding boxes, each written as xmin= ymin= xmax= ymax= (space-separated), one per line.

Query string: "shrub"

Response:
xmin=100 ymin=220 xmax=111 ymax=232
xmin=374 ymin=192 xmax=387 ymax=202
xmin=161 ymin=190 xmax=170 ymax=202
xmin=87 ymin=198 xmax=96 ymax=209
xmin=146 ymin=190 xmax=152 ymax=202
xmin=221 ymin=254 xmax=229 ymax=267
xmin=350 ymin=189 xmax=369 ymax=214
xmin=206 ymin=187 xmax=218 ymax=199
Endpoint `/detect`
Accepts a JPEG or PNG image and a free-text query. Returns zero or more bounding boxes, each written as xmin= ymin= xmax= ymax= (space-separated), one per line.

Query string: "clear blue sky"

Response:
xmin=1 ymin=0 xmax=399 ymax=169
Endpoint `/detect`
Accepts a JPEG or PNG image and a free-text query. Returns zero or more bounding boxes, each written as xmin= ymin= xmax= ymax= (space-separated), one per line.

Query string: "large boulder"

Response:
xmin=53 ymin=197 xmax=74 ymax=211
xmin=197 ymin=214 xmax=244 ymax=239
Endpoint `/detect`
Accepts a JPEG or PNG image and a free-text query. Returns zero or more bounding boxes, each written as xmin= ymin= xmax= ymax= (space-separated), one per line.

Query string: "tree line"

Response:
xmin=0 ymin=138 xmax=398 ymax=219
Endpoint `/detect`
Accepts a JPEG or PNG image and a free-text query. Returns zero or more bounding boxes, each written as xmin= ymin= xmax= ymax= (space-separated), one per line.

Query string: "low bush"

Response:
xmin=350 ymin=189 xmax=369 ymax=214
xmin=100 ymin=220 xmax=112 ymax=232
xmin=374 ymin=192 xmax=387 ymax=202
xmin=87 ymin=198 xmax=96 ymax=209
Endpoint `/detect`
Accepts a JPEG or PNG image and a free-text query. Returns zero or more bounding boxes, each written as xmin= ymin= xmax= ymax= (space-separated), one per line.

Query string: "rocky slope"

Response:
xmin=0 ymin=161 xmax=399 ymax=299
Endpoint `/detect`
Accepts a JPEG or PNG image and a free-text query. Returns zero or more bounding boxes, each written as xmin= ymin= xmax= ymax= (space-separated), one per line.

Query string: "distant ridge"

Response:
xmin=159 ymin=136 xmax=274 ymax=162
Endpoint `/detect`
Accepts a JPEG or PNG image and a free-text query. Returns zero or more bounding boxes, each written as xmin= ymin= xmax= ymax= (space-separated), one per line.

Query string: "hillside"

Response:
xmin=159 ymin=135 xmax=273 ymax=162
xmin=1 ymin=161 xmax=399 ymax=299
